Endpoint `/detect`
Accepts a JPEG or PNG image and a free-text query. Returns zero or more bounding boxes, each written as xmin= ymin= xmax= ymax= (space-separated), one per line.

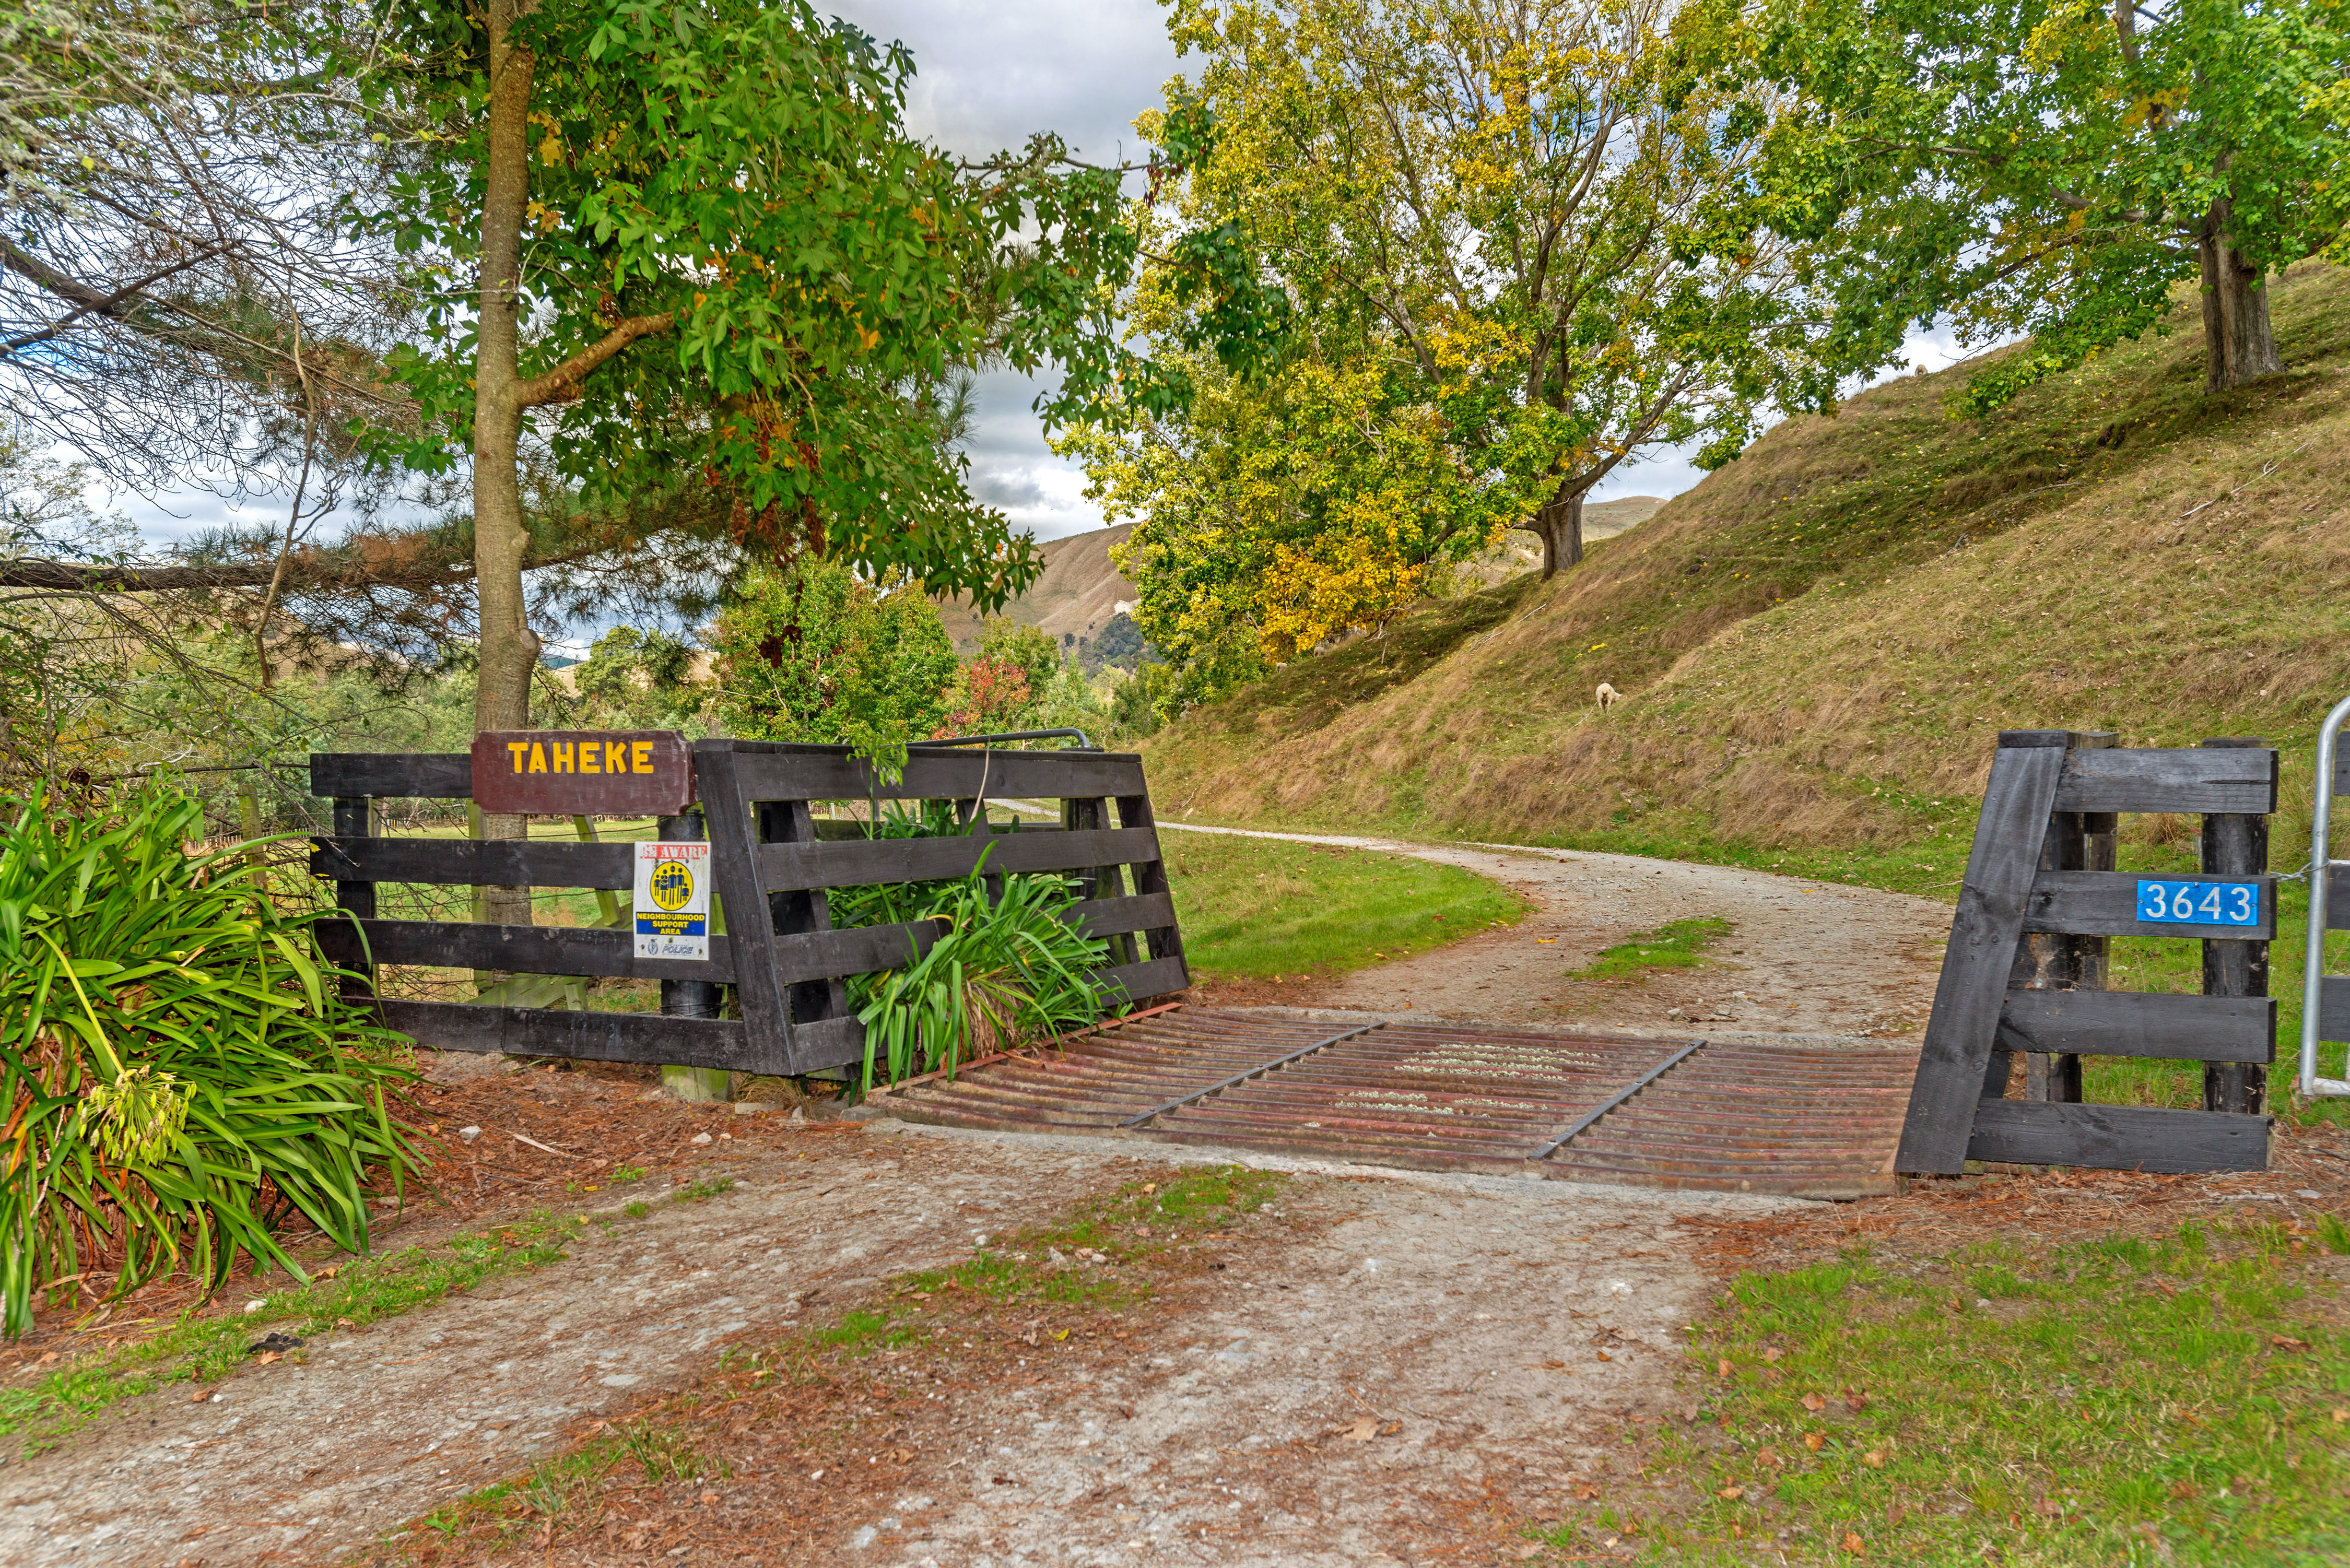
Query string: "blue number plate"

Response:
xmin=2136 ymin=880 xmax=2261 ymax=927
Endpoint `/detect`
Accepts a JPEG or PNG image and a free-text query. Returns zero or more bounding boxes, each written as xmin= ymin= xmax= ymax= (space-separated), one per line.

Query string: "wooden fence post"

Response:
xmin=2201 ymin=736 xmax=2272 ymax=1114
xmin=658 ymin=806 xmax=733 ymax=1103
xmin=2010 ymin=731 xmax=2116 ymax=1104
xmin=331 ymin=794 xmax=375 ymax=1005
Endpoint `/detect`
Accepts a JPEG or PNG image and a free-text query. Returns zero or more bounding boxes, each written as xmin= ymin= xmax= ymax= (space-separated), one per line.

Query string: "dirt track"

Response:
xmin=0 ymin=1100 xmax=1791 ymax=1566
xmin=0 ymin=832 xmax=1951 ymax=1565
xmin=1170 ymin=826 xmax=1951 ymax=1040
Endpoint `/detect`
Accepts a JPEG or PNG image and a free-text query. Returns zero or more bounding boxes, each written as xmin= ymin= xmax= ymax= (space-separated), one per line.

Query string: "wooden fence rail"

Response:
xmin=309 ymin=738 xmax=1189 ymax=1077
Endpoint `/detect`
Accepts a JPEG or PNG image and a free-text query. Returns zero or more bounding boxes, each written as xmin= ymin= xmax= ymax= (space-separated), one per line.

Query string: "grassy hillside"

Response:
xmin=933 ymin=523 xmax=1140 ymax=653
xmin=1143 ymin=261 xmax=2350 ymax=883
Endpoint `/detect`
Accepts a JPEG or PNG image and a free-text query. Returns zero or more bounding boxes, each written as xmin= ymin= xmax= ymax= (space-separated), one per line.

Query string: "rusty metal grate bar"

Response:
xmin=883 ymin=1007 xmax=1917 ymax=1198
xmin=1119 ymin=1021 xmax=1387 ymax=1128
xmin=1524 ymin=1040 xmax=1705 ymax=1162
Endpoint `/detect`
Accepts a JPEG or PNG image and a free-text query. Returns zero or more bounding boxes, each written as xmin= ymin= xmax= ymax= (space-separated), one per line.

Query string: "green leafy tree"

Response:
xmin=1757 ymin=0 xmax=2350 ymax=409
xmin=709 ymin=558 xmax=956 ymax=764
xmin=562 ymin=626 xmax=702 ymax=730
xmin=370 ymin=0 xmax=1149 ymax=898
xmin=1108 ymin=663 xmax=1174 ymax=741
xmin=1065 ymin=0 xmax=1893 ymax=697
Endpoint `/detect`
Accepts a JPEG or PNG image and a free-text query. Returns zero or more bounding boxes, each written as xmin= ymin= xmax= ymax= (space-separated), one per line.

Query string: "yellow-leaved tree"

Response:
xmin=1062 ymin=0 xmax=1901 ymax=710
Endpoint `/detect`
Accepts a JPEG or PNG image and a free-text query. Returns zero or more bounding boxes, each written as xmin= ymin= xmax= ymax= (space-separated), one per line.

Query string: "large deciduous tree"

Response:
xmin=1759 ymin=0 xmax=2350 ymax=409
xmin=1065 ymin=0 xmax=1890 ymax=694
xmin=371 ymin=0 xmax=1146 ymax=903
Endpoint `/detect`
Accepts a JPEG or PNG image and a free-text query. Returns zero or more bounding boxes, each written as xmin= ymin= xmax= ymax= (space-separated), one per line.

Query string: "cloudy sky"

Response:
xmin=103 ymin=0 xmax=1985 ymax=559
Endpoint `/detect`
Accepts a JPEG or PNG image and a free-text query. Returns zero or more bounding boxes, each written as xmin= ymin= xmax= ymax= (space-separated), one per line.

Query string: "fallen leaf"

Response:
xmin=1717 ymin=1359 xmax=1734 ymax=1379
xmin=2034 ymin=1497 xmax=2061 ymax=1517
xmin=2334 ymin=1408 xmax=2348 ymax=1423
xmin=1846 ymin=1392 xmax=1870 ymax=1414
xmin=1842 ymin=1532 xmax=1865 ymax=1555
xmin=1757 ymin=1446 xmax=1779 ymax=1468
xmin=1513 ymin=1546 xmax=1543 ymax=1561
xmin=189 ymin=1388 xmax=212 ymax=1403
xmin=1802 ymin=1393 xmax=1828 ymax=1412
xmin=1863 ymin=1451 xmax=1885 ymax=1469
xmin=1762 ymin=1347 xmax=1783 ymax=1364
xmin=1380 ymin=1421 xmax=1402 ymax=1436
xmin=1543 ymin=1359 xmax=1566 ymax=1370
xmin=2271 ymin=1334 xmax=2310 ymax=1352
xmin=699 ymin=1491 xmax=719 ymax=1504
xmin=1596 ymin=1349 xmax=1613 ymax=1362
xmin=1346 ymin=1417 xmax=1379 ymax=1442
xmin=252 ymin=1351 xmax=281 ymax=1367
xmin=1717 ymin=1484 xmax=1744 ymax=1500
xmin=1804 ymin=1432 xmax=1825 ymax=1452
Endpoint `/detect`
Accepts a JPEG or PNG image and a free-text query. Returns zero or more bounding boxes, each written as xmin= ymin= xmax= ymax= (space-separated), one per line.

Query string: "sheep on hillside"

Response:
xmin=1595 ymin=682 xmax=1622 ymax=711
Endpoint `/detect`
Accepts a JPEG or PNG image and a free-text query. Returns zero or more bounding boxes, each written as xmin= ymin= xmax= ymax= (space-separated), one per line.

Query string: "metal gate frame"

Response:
xmin=2299 ymin=694 xmax=2350 ymax=1099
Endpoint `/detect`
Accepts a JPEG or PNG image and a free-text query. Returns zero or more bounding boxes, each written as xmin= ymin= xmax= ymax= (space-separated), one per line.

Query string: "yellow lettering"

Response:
xmin=553 ymin=741 xmax=574 ymax=773
xmin=528 ymin=743 xmax=548 ymax=774
xmin=633 ymin=741 xmax=653 ymax=774
xmin=507 ymin=741 xmax=529 ymax=773
xmin=580 ymin=741 xmax=600 ymax=774
xmin=607 ymin=740 xmax=629 ymax=773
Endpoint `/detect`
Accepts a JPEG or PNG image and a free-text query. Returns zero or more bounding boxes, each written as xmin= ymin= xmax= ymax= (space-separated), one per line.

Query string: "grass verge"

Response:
xmin=0 ymin=1211 xmax=583 ymax=1454
xmin=1574 ymin=916 xmax=1735 ymax=981
xmin=1160 ymin=829 xmax=1529 ymax=981
xmin=1536 ymin=1218 xmax=2350 ymax=1565
xmin=378 ymin=1165 xmax=1288 ymax=1562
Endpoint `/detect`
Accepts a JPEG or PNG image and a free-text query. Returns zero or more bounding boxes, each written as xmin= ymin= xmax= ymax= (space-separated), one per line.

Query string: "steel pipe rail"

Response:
xmin=2300 ymin=693 xmax=2350 ymax=1098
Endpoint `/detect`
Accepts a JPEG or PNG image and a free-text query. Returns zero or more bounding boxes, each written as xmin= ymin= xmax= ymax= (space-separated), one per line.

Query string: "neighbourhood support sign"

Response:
xmin=633 ymin=841 xmax=711 ymax=961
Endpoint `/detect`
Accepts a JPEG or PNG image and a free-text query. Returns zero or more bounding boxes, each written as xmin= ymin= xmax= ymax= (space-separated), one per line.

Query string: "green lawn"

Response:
xmin=1542 ymin=1219 xmax=2350 ymax=1566
xmin=1157 ymin=829 xmax=1529 ymax=982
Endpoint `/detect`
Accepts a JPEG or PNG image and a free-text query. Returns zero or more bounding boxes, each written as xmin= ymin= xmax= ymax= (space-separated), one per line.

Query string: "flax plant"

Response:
xmin=850 ymin=856 xmax=1110 ymax=1093
xmin=0 ymin=783 xmax=421 ymax=1338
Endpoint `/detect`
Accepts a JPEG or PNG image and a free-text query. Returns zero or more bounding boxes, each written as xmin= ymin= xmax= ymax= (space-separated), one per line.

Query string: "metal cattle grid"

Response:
xmin=882 ymin=1007 xmax=1915 ymax=1199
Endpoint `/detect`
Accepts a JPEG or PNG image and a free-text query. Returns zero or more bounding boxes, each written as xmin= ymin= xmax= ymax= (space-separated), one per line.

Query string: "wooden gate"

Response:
xmin=1898 ymin=729 xmax=2278 ymax=1175
xmin=311 ymin=740 xmax=1188 ymax=1076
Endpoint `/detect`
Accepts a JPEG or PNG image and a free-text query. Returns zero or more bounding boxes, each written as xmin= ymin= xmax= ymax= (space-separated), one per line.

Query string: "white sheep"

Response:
xmin=1595 ymin=682 xmax=1622 ymax=711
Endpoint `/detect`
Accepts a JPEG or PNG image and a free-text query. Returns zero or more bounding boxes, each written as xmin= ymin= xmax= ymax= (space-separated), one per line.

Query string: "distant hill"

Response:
xmin=1137 ymin=261 xmax=2350 ymax=874
xmin=935 ymin=497 xmax=1664 ymax=655
xmin=935 ymin=523 xmax=1141 ymax=656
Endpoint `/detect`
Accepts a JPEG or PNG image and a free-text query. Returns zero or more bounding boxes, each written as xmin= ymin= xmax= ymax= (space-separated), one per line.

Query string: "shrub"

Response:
xmin=708 ymin=557 xmax=958 ymax=770
xmin=0 ymin=783 xmax=423 ymax=1337
xmin=848 ymin=855 xmax=1109 ymax=1092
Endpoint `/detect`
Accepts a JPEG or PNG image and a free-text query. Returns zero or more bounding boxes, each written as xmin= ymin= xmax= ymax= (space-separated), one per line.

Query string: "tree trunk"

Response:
xmin=2200 ymin=196 xmax=2284 ymax=394
xmin=1523 ymin=483 xmax=1585 ymax=579
xmin=473 ymin=0 xmax=539 ymax=928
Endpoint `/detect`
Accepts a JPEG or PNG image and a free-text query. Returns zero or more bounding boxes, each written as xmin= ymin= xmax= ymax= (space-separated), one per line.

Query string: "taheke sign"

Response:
xmin=469 ymin=730 xmax=693 ymax=816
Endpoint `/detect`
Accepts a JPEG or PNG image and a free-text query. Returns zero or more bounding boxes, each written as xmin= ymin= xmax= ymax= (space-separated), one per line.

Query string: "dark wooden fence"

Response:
xmin=1898 ymin=729 xmax=2277 ymax=1175
xmin=311 ymin=740 xmax=1188 ymax=1076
